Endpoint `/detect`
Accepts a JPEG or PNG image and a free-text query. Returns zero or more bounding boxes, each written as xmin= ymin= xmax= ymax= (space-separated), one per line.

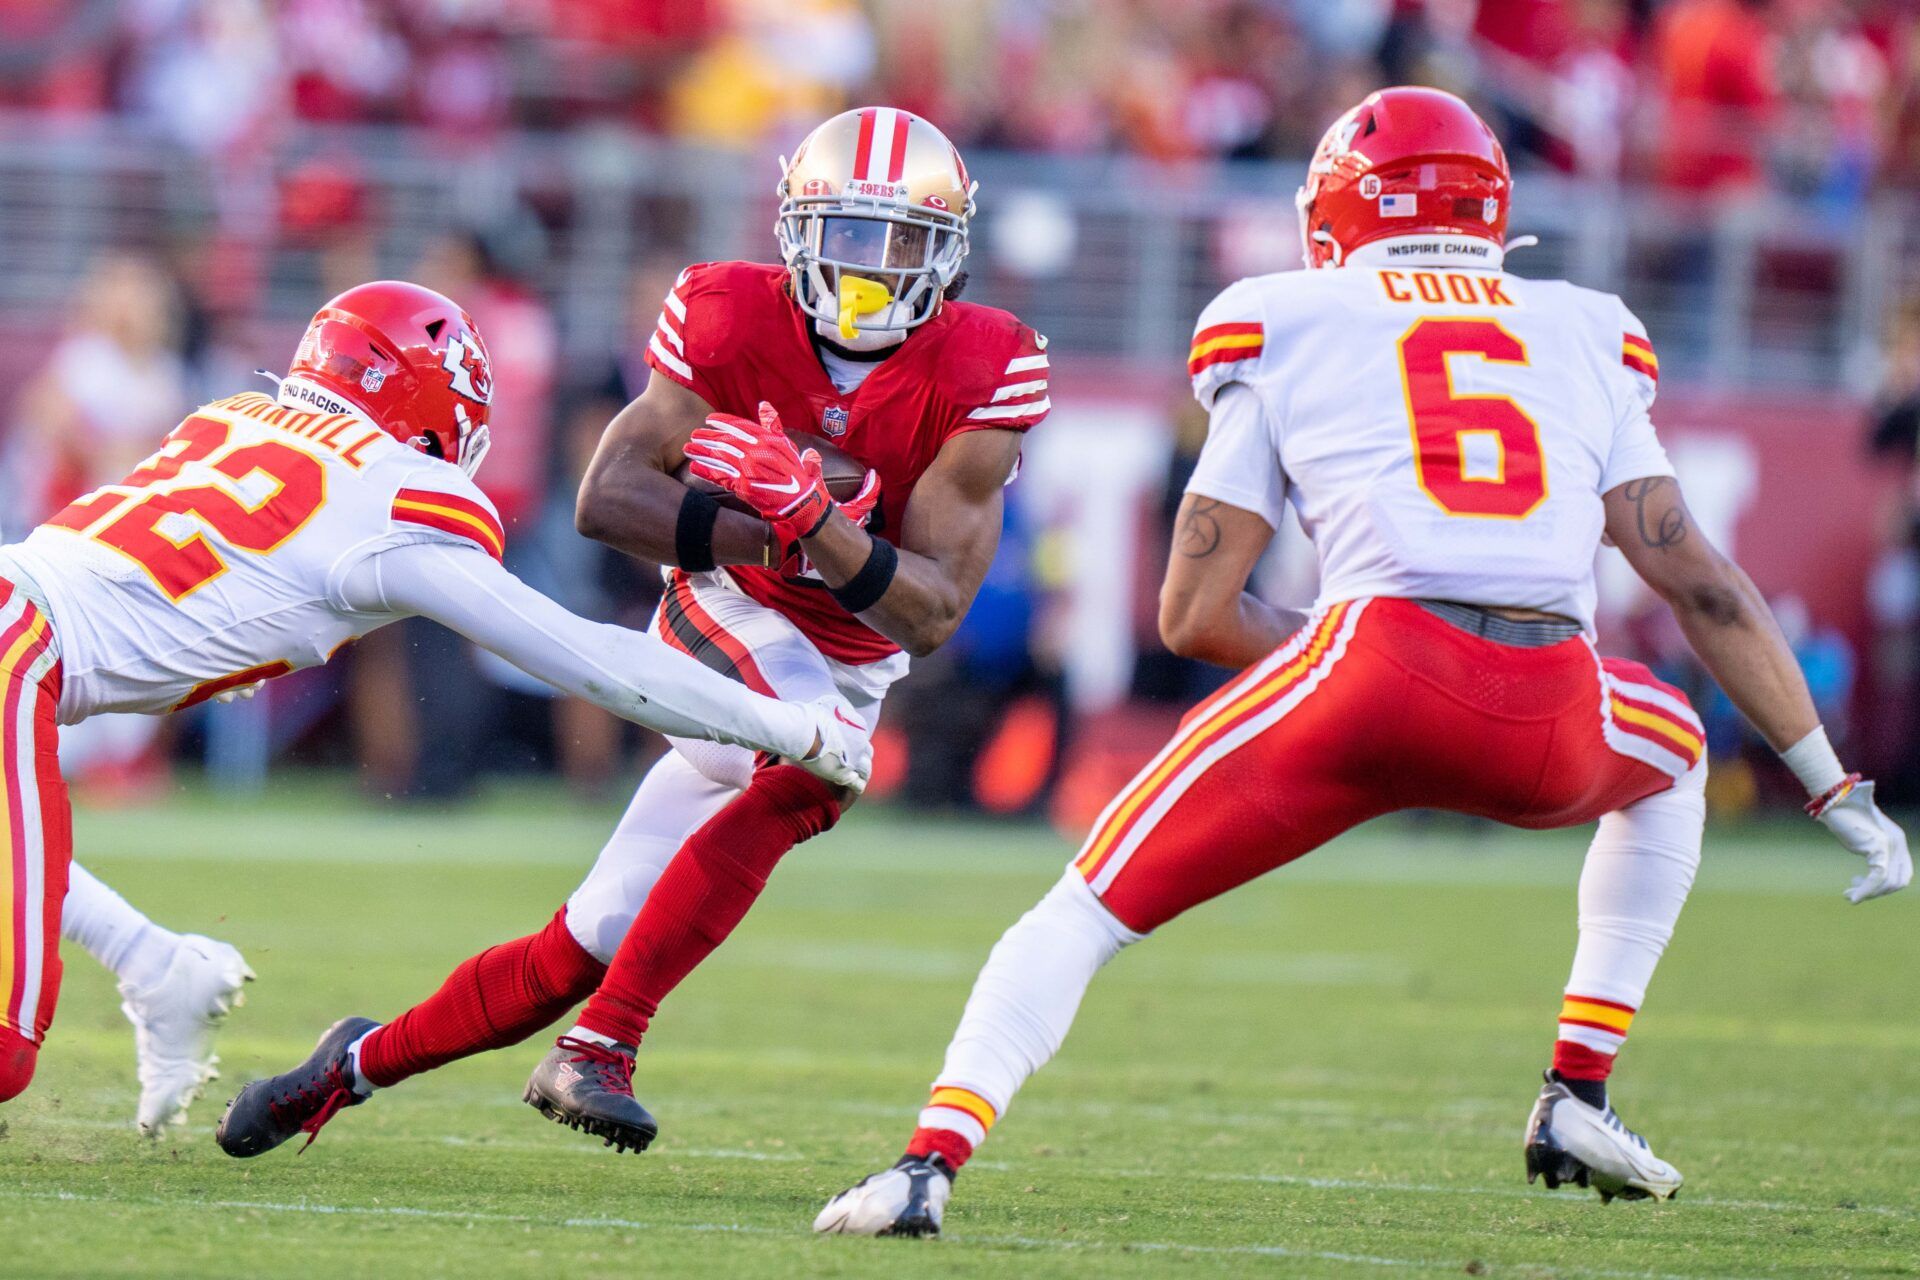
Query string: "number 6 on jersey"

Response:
xmin=1398 ymin=317 xmax=1546 ymax=519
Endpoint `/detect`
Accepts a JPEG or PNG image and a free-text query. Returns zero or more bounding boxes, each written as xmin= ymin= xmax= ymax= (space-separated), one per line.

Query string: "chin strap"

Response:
xmin=253 ymin=368 xmax=285 ymax=394
xmin=1505 ymin=234 xmax=1540 ymax=253
xmin=1310 ymin=229 xmax=1345 ymax=268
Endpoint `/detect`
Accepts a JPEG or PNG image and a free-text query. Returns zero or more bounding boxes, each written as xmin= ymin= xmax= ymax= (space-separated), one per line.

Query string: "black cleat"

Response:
xmin=215 ymin=1016 xmax=377 ymax=1157
xmin=523 ymin=1036 xmax=657 ymax=1153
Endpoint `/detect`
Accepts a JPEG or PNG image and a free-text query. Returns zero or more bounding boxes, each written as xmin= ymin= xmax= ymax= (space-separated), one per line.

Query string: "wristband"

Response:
xmin=674 ymin=487 xmax=721 ymax=573
xmin=1780 ymin=724 xmax=1847 ymax=798
xmin=828 ymin=536 xmax=898 ymax=614
xmin=1806 ymin=773 xmax=1862 ymax=818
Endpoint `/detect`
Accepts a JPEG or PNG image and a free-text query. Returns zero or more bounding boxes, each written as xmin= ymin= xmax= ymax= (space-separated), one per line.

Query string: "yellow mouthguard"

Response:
xmin=836 ymin=275 xmax=893 ymax=340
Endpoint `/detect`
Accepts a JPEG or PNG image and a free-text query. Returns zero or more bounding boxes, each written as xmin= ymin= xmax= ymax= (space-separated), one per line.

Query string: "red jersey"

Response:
xmin=644 ymin=261 xmax=1049 ymax=663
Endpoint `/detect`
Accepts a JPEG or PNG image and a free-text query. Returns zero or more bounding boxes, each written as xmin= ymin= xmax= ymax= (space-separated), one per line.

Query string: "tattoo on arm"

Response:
xmin=1624 ymin=477 xmax=1688 ymax=550
xmin=1176 ymin=499 xmax=1225 ymax=558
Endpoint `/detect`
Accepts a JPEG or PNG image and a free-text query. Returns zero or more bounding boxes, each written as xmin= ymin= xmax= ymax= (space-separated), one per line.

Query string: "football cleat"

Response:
xmin=814 ymin=1154 xmax=955 ymax=1236
xmin=120 ymin=934 xmax=254 ymax=1137
xmin=215 ymin=1016 xmax=377 ymax=1157
xmin=1525 ymin=1070 xmax=1682 ymax=1202
xmin=522 ymin=1036 xmax=657 ymax=1153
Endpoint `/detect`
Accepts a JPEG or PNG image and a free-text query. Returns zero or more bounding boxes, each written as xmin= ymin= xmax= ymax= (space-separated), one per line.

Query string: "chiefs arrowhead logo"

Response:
xmin=441 ymin=330 xmax=494 ymax=405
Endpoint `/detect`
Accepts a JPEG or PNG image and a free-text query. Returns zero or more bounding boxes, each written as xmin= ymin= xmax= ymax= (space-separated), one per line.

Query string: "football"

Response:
xmin=674 ymin=429 xmax=869 ymax=513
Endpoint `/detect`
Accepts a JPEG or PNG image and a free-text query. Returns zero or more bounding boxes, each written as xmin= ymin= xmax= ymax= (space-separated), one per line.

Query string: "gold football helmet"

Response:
xmin=776 ymin=107 xmax=976 ymax=340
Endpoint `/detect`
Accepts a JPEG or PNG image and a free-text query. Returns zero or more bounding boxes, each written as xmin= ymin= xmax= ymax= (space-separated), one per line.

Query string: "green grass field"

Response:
xmin=2 ymin=778 xmax=1916 ymax=1278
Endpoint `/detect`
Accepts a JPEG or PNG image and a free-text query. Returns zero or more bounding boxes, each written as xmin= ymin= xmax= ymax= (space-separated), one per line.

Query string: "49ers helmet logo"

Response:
xmin=441 ymin=330 xmax=494 ymax=405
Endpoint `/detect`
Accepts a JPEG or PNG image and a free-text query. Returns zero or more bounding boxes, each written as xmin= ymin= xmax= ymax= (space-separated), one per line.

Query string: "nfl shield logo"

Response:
xmin=821 ymin=404 xmax=850 ymax=438
xmin=361 ymin=366 xmax=386 ymax=393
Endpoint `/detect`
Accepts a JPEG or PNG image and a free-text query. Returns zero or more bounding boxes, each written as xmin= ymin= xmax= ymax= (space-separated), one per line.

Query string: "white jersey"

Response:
xmin=0 ymin=389 xmax=508 ymax=723
xmin=1184 ymin=242 xmax=1671 ymax=633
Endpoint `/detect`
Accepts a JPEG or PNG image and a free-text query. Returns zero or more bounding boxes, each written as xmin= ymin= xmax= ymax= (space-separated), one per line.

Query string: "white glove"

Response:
xmin=212 ymin=681 xmax=264 ymax=705
xmin=795 ymin=697 xmax=872 ymax=795
xmin=1812 ymin=779 xmax=1913 ymax=904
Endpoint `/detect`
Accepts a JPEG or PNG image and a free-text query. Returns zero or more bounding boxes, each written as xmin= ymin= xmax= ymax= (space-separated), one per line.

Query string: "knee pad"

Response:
xmin=0 ymin=1029 xmax=38 ymax=1103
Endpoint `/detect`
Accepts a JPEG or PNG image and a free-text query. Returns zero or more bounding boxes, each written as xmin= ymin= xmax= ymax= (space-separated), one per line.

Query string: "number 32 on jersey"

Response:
xmin=47 ymin=415 xmax=326 ymax=601
xmin=1397 ymin=317 xmax=1546 ymax=520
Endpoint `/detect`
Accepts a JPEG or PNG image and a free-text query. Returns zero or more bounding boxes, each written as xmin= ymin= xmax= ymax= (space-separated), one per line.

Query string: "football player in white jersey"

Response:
xmin=59 ymin=865 xmax=254 ymax=1136
xmin=817 ymin=87 xmax=1911 ymax=1235
xmin=0 ymin=280 xmax=870 ymax=1129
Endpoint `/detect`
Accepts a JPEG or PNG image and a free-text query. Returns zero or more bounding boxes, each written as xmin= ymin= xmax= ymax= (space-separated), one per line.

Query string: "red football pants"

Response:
xmin=0 ymin=578 xmax=70 ymax=1101
xmin=1076 ymin=599 xmax=1703 ymax=933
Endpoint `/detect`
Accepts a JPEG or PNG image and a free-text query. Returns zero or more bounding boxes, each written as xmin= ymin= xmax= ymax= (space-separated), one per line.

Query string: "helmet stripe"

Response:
xmin=853 ymin=107 xmax=877 ymax=181
xmin=886 ymin=111 xmax=910 ymax=182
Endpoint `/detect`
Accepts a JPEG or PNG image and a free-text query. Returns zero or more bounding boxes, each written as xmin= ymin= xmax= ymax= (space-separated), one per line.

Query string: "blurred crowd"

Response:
xmin=5 ymin=0 xmax=1920 ymax=197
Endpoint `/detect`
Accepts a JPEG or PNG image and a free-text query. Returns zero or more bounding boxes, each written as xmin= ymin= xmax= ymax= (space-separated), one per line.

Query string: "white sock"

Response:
xmin=918 ymin=873 xmax=1144 ymax=1150
xmin=62 ymin=862 xmax=180 ymax=992
xmin=1559 ymin=762 xmax=1706 ymax=1055
xmin=565 ymin=1024 xmax=625 ymax=1049
xmin=345 ymin=1027 xmax=382 ymax=1095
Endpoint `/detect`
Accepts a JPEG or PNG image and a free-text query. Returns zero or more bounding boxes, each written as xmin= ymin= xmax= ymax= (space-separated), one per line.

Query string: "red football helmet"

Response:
xmin=286 ymin=281 xmax=494 ymax=475
xmin=1296 ymin=87 xmax=1511 ymax=270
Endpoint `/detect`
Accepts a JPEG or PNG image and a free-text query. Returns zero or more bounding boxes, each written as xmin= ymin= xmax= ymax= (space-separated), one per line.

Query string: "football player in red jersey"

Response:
xmin=233 ymin=108 xmax=1051 ymax=1155
xmin=0 ymin=280 xmax=870 ymax=1130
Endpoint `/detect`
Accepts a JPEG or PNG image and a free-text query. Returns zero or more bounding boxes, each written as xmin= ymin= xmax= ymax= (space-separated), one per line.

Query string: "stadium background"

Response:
xmin=2 ymin=0 xmax=1918 ymax=822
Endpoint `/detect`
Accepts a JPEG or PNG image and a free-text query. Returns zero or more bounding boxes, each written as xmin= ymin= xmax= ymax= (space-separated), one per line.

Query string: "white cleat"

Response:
xmin=1525 ymin=1071 xmax=1682 ymax=1202
xmin=814 ymin=1154 xmax=954 ymax=1237
xmin=121 ymin=935 xmax=255 ymax=1137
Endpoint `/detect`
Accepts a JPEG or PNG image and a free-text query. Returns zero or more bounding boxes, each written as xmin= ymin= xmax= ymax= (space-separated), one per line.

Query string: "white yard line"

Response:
xmin=26 ymin=1115 xmax=1913 ymax=1219
xmin=10 ymin=1188 xmax=1764 ymax=1280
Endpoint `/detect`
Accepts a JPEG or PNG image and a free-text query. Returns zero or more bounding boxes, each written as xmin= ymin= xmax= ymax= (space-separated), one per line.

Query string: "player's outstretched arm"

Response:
xmin=1158 ymin=493 xmax=1305 ymax=670
xmin=341 ymin=541 xmax=871 ymax=791
xmin=1605 ymin=476 xmax=1910 ymax=901
xmin=575 ymin=373 xmax=777 ymax=568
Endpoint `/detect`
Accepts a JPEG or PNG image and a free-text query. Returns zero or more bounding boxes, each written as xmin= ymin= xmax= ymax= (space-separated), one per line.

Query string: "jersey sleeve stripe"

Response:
xmin=654 ymin=311 xmax=684 ymax=354
xmin=1188 ymin=323 xmax=1265 ymax=373
xmin=990 ymin=378 xmax=1048 ymax=402
xmin=663 ymin=287 xmax=688 ymax=322
xmin=648 ymin=332 xmax=696 ymax=384
xmin=1188 ymin=339 xmax=1264 ymax=376
xmin=968 ymin=397 xmax=1051 ymax=422
xmin=1622 ymin=332 xmax=1658 ymax=380
xmin=393 ymin=490 xmax=506 ymax=560
xmin=1004 ymin=353 xmax=1049 ymax=374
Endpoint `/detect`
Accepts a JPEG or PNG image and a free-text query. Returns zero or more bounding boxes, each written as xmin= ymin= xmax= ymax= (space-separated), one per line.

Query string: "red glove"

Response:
xmin=685 ymin=402 xmax=834 ymax=543
xmin=765 ymin=467 xmax=883 ymax=577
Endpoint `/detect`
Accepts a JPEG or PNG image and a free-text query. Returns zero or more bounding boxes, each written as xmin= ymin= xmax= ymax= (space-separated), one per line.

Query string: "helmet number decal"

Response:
xmin=441 ymin=330 xmax=493 ymax=405
xmin=46 ymin=414 xmax=328 ymax=601
xmin=1397 ymin=318 xmax=1546 ymax=520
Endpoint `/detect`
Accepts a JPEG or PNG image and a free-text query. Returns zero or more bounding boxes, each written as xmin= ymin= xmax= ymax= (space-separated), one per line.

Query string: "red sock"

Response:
xmin=1552 ymin=1040 xmax=1617 ymax=1081
xmin=0 ymin=1029 xmax=37 ymax=1102
xmin=905 ymin=1125 xmax=975 ymax=1170
xmin=575 ymin=765 xmax=841 ymax=1045
xmin=358 ymin=908 xmax=606 ymax=1087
